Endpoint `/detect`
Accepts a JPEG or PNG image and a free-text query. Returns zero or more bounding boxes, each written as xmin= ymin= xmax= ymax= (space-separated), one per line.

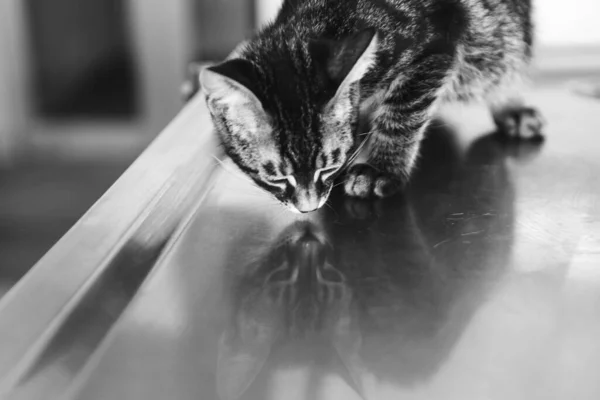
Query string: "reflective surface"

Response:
xmin=4 ymin=87 xmax=600 ymax=399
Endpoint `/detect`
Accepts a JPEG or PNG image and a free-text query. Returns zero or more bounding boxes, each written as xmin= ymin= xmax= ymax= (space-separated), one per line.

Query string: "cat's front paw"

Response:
xmin=493 ymin=106 xmax=545 ymax=140
xmin=344 ymin=164 xmax=403 ymax=198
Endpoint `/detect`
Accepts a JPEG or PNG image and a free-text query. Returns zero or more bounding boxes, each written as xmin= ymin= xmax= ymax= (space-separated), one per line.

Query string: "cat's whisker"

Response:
xmin=254 ymin=203 xmax=296 ymax=218
xmin=210 ymin=156 xmax=286 ymax=202
xmin=211 ymin=157 xmax=285 ymax=201
xmin=211 ymin=155 xmax=254 ymax=184
xmin=324 ymin=201 xmax=340 ymax=219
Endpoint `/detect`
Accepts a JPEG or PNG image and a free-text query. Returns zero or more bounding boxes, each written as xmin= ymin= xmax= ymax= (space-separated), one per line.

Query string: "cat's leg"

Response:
xmin=487 ymin=91 xmax=545 ymax=140
xmin=345 ymin=55 xmax=454 ymax=198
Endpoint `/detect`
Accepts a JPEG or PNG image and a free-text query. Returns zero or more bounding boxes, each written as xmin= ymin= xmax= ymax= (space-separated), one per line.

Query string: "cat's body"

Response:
xmin=201 ymin=0 xmax=543 ymax=213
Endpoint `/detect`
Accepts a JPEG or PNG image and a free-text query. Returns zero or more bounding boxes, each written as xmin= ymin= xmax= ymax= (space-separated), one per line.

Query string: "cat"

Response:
xmin=200 ymin=0 xmax=544 ymax=213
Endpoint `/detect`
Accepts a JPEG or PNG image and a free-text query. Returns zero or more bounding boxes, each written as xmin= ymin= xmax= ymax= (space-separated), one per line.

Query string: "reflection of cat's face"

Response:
xmin=236 ymin=221 xmax=349 ymax=336
xmin=217 ymin=221 xmax=351 ymax=400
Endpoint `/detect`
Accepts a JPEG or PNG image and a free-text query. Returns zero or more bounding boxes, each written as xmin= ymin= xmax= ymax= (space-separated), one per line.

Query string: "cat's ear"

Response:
xmin=279 ymin=0 xmax=303 ymax=18
xmin=309 ymin=28 xmax=378 ymax=93
xmin=200 ymin=59 xmax=271 ymax=142
xmin=199 ymin=59 xmax=262 ymax=110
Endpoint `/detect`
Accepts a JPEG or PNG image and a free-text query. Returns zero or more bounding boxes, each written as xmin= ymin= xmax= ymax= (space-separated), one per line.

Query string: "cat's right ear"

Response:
xmin=199 ymin=59 xmax=262 ymax=110
xmin=308 ymin=28 xmax=378 ymax=93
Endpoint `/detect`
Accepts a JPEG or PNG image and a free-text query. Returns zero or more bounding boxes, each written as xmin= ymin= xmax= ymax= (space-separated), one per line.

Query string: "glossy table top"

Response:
xmin=3 ymin=86 xmax=600 ymax=400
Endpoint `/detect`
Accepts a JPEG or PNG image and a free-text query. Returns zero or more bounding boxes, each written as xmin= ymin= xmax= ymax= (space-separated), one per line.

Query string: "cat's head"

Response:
xmin=200 ymin=29 xmax=378 ymax=213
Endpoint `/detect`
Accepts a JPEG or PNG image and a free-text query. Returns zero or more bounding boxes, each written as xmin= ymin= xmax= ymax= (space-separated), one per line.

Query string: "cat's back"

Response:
xmin=270 ymin=0 xmax=531 ymax=44
xmin=247 ymin=0 xmax=533 ymax=103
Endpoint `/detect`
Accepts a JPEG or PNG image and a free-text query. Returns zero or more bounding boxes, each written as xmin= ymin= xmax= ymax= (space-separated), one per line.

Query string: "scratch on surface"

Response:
xmin=447 ymin=213 xmax=464 ymax=221
xmin=433 ymin=238 xmax=452 ymax=248
xmin=461 ymin=230 xmax=485 ymax=236
xmin=448 ymin=212 xmax=497 ymax=222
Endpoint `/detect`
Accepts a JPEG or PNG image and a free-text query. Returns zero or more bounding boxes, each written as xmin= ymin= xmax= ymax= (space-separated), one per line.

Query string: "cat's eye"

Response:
xmin=286 ymin=175 xmax=297 ymax=187
xmin=313 ymin=166 xmax=340 ymax=183
xmin=268 ymin=175 xmax=297 ymax=188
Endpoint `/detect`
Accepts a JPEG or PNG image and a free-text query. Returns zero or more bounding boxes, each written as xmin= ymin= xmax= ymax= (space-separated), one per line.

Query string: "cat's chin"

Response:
xmin=284 ymin=195 xmax=329 ymax=214
xmin=286 ymin=204 xmax=320 ymax=214
xmin=285 ymin=199 xmax=327 ymax=214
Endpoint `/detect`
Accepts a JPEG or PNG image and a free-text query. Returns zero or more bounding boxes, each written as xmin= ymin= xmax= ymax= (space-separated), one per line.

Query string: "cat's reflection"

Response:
xmin=217 ymin=126 xmax=544 ymax=400
xmin=217 ymin=220 xmax=353 ymax=400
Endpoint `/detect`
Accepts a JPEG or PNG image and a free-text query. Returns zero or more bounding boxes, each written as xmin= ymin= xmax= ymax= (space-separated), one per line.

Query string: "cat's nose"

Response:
xmin=293 ymin=191 xmax=321 ymax=213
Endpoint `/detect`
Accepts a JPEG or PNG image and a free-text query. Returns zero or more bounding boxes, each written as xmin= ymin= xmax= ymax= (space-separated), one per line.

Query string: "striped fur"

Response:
xmin=201 ymin=0 xmax=540 ymax=212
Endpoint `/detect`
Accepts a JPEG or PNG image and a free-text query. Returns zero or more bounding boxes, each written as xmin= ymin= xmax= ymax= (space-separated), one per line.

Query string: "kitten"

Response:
xmin=200 ymin=0 xmax=543 ymax=213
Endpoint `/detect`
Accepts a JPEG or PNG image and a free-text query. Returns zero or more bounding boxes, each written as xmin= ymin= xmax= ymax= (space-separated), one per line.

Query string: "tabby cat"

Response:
xmin=200 ymin=0 xmax=543 ymax=213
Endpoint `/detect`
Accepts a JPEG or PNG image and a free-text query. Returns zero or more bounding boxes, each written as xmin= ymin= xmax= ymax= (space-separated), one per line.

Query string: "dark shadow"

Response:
xmin=15 ymin=231 xmax=175 ymax=391
xmin=217 ymin=123 xmax=545 ymax=399
xmin=25 ymin=0 xmax=137 ymax=118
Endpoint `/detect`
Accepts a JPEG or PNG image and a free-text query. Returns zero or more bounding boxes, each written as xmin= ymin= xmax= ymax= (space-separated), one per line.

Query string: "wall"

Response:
xmin=193 ymin=0 xmax=254 ymax=60
xmin=127 ymin=0 xmax=192 ymax=135
xmin=25 ymin=0 xmax=129 ymax=111
xmin=255 ymin=0 xmax=282 ymax=27
xmin=535 ymin=0 xmax=600 ymax=46
xmin=0 ymin=0 xmax=29 ymax=164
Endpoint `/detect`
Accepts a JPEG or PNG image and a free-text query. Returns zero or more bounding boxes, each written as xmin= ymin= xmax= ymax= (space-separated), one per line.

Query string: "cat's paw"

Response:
xmin=493 ymin=106 xmax=545 ymax=140
xmin=344 ymin=164 xmax=403 ymax=198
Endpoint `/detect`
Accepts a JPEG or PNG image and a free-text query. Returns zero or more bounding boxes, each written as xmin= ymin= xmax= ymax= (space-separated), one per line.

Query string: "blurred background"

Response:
xmin=0 ymin=0 xmax=599 ymax=298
